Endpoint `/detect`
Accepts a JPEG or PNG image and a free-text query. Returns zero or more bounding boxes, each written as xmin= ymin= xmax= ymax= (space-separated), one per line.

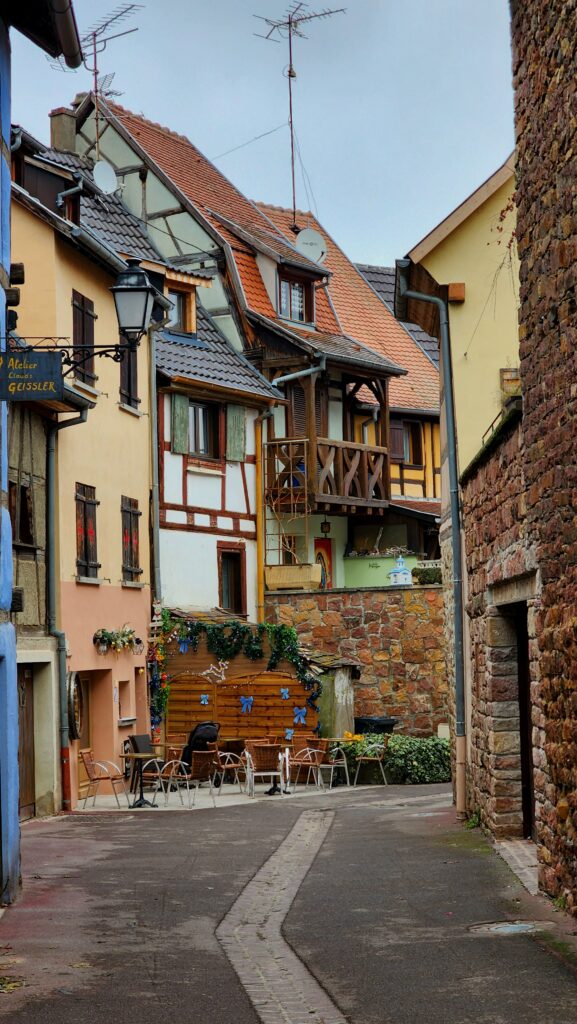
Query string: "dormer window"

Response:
xmin=278 ymin=272 xmax=314 ymax=324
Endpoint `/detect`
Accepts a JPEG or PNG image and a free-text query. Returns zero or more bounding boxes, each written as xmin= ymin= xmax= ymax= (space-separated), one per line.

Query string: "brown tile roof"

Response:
xmin=389 ymin=498 xmax=441 ymax=520
xmin=257 ymin=203 xmax=440 ymax=412
xmin=101 ymin=101 xmax=403 ymax=384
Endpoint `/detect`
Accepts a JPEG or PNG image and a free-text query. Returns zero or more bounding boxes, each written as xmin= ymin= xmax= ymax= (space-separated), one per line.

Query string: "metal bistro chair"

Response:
xmin=127 ymin=734 xmax=164 ymax=793
xmin=319 ymin=743 xmax=351 ymax=789
xmin=80 ymin=749 xmax=129 ymax=808
xmin=286 ymin=746 xmax=325 ymax=791
xmin=353 ymin=736 xmax=390 ymax=786
xmin=244 ymin=742 xmax=284 ymax=798
xmin=158 ymin=750 xmax=217 ymax=809
xmin=212 ymin=750 xmax=245 ymax=795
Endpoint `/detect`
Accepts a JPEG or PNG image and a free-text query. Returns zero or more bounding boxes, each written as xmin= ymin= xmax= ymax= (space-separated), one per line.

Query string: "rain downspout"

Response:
xmin=396 ymin=259 xmax=466 ymax=817
xmin=272 ymin=356 xmax=326 ymax=386
xmin=47 ymin=407 xmax=89 ymax=812
xmin=255 ymin=408 xmax=274 ymax=623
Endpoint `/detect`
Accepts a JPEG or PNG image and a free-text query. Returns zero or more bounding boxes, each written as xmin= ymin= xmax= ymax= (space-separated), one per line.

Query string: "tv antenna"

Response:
xmin=48 ymin=5 xmax=143 ymax=161
xmin=255 ymin=3 xmax=345 ymax=230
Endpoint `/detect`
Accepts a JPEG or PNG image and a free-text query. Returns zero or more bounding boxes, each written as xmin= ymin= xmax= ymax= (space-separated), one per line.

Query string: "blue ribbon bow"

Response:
xmin=280 ymin=687 xmax=290 ymax=700
xmin=285 ymin=728 xmax=295 ymax=741
xmin=293 ymin=706 xmax=307 ymax=726
xmin=179 ymin=640 xmax=189 ymax=654
xmin=240 ymin=695 xmax=254 ymax=714
xmin=200 ymin=693 xmax=209 ymax=706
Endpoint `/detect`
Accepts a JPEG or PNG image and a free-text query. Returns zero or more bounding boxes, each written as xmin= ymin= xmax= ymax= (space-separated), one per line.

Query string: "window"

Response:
xmin=282 ymin=535 xmax=298 ymax=566
xmin=8 ymin=481 xmax=34 ymax=547
xmin=218 ymin=543 xmax=246 ymax=615
xmin=75 ymin=483 xmax=100 ymax=578
xmin=389 ymin=419 xmax=423 ymax=465
xmin=167 ymin=289 xmax=191 ymax=332
xmin=119 ymin=341 xmax=139 ymax=409
xmin=279 ymin=274 xmax=314 ymax=323
xmin=121 ymin=496 xmax=142 ymax=582
xmin=189 ymin=402 xmax=219 ymax=458
xmin=72 ymin=291 xmax=97 ymax=385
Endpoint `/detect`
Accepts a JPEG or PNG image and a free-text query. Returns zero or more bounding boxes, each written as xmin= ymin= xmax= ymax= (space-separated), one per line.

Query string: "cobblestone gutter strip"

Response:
xmin=216 ymin=810 xmax=346 ymax=1024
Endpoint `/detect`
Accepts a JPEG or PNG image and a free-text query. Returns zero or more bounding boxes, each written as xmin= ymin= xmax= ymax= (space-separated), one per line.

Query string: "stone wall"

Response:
xmin=265 ymin=586 xmax=447 ymax=736
xmin=511 ymin=0 xmax=577 ymax=906
xmin=461 ymin=414 xmax=545 ymax=838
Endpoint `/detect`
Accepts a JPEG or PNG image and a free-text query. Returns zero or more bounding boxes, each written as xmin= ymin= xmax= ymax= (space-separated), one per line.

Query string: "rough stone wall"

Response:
xmin=461 ymin=419 xmax=544 ymax=838
xmin=265 ymin=586 xmax=447 ymax=736
xmin=511 ymin=0 xmax=577 ymax=906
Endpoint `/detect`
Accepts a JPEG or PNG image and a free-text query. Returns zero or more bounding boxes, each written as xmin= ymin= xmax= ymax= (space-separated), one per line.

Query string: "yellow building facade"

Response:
xmin=12 ymin=195 xmax=153 ymax=808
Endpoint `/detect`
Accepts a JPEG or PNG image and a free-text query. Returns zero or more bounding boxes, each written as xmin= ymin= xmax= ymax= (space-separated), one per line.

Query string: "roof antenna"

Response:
xmin=254 ymin=3 xmax=345 ymax=231
xmin=48 ymin=5 xmax=143 ymax=161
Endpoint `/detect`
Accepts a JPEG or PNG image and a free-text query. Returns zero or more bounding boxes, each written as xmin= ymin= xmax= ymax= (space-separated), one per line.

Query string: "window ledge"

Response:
xmin=118 ymin=716 xmax=137 ymax=726
xmin=121 ymin=580 xmax=146 ymax=589
xmin=70 ymin=380 xmax=102 ymax=398
xmin=118 ymin=402 xmax=144 ymax=418
xmin=187 ymin=464 xmax=224 ymax=477
xmin=75 ymin=575 xmax=104 ymax=585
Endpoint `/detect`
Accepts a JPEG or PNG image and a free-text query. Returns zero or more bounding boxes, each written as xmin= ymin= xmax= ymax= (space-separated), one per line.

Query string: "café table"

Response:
xmin=123 ymin=751 xmax=162 ymax=808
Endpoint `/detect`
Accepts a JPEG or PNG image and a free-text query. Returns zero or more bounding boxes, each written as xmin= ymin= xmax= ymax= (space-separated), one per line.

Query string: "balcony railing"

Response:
xmin=265 ymin=437 xmax=390 ymax=511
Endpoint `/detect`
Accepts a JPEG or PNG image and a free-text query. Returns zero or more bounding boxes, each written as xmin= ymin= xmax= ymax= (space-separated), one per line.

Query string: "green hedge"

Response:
xmin=385 ymin=735 xmax=451 ymax=784
xmin=335 ymin=733 xmax=452 ymax=785
xmin=412 ymin=566 xmax=442 ymax=585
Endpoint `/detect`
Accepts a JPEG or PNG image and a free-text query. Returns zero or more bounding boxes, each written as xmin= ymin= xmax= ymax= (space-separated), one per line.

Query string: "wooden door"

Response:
xmin=76 ymin=676 xmax=92 ymax=799
xmin=18 ymin=665 xmax=35 ymax=820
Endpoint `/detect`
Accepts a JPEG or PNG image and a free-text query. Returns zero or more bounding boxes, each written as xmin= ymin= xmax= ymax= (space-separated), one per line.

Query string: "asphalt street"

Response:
xmin=2 ymin=785 xmax=577 ymax=1023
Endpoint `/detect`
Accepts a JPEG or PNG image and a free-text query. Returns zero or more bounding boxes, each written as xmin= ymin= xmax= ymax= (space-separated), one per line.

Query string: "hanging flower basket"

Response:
xmin=93 ymin=625 xmax=144 ymax=655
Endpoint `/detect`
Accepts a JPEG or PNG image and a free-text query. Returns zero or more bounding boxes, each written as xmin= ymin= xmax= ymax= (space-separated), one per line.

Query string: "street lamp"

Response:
xmin=110 ymin=258 xmax=156 ymax=349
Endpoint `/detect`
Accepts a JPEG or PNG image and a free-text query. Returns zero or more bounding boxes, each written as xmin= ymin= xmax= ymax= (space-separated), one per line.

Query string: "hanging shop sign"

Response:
xmin=0 ymin=350 xmax=64 ymax=401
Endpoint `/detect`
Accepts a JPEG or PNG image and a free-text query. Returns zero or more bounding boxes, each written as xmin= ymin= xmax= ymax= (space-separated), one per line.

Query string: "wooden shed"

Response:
xmin=148 ymin=610 xmax=324 ymax=743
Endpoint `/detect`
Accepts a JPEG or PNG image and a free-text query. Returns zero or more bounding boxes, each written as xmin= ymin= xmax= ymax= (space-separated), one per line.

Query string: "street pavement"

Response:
xmin=2 ymin=784 xmax=577 ymax=1022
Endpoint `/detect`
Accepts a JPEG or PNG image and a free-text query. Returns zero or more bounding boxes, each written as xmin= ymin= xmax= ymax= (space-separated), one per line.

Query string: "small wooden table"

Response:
xmin=123 ymin=752 xmax=162 ymax=808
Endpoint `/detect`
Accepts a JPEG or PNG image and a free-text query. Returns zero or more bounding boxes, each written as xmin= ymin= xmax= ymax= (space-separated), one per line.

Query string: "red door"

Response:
xmin=18 ymin=665 xmax=35 ymax=820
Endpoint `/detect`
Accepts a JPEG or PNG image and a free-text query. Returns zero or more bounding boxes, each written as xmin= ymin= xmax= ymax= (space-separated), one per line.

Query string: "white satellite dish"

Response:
xmin=295 ymin=227 xmax=328 ymax=265
xmin=93 ymin=159 xmax=118 ymax=195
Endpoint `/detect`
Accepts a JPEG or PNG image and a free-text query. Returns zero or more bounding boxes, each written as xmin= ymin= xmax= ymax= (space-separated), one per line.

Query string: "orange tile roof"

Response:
xmin=104 ymin=101 xmax=425 ymax=398
xmin=257 ymin=203 xmax=440 ymax=412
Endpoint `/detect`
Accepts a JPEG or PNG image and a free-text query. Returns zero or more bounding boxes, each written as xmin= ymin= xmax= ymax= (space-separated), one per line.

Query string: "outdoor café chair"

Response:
xmin=80 ymin=749 xmax=129 ymax=808
xmin=353 ymin=737 xmax=389 ymax=786
xmin=286 ymin=747 xmax=325 ymax=791
xmin=159 ymin=751 xmax=217 ymax=809
xmin=128 ymin=733 xmax=164 ymax=793
xmin=212 ymin=750 xmax=245 ymax=795
xmin=243 ymin=743 xmax=284 ymax=798
xmin=319 ymin=744 xmax=350 ymax=788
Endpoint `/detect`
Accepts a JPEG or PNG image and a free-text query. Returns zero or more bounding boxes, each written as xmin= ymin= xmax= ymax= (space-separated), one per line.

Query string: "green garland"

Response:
xmin=147 ymin=613 xmax=322 ymax=727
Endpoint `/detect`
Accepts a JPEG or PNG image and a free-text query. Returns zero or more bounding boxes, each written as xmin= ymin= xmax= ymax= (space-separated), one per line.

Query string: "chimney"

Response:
xmin=49 ymin=93 xmax=87 ymax=153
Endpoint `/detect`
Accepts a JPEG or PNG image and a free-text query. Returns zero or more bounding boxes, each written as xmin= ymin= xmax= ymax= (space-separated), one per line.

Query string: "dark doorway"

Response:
xmin=512 ymin=603 xmax=534 ymax=839
xmin=18 ymin=665 xmax=35 ymax=820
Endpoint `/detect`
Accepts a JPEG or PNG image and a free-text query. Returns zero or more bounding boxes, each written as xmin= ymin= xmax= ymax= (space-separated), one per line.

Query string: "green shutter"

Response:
xmin=226 ymin=404 xmax=246 ymax=462
xmin=171 ymin=393 xmax=189 ymax=454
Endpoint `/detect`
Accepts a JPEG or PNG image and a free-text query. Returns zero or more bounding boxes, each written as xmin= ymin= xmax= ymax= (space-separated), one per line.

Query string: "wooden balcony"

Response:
xmin=265 ymin=437 xmax=390 ymax=512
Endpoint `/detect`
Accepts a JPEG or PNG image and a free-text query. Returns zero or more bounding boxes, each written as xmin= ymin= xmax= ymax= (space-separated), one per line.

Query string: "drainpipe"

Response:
xmin=272 ymin=356 xmax=326 ymax=386
xmin=56 ymin=173 xmax=83 ymax=210
xmin=49 ymin=0 xmax=83 ymax=68
xmin=46 ymin=407 xmax=89 ymax=812
xmin=396 ymin=259 xmax=466 ymax=817
xmin=255 ymin=409 xmax=274 ymax=623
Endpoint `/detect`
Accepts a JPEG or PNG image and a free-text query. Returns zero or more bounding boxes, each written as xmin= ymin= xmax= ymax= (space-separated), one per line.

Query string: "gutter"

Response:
xmin=46 ymin=400 xmax=93 ymax=811
xmin=49 ymin=0 xmax=83 ymax=68
xmin=272 ymin=357 xmax=326 ymax=386
xmin=395 ymin=258 xmax=466 ymax=818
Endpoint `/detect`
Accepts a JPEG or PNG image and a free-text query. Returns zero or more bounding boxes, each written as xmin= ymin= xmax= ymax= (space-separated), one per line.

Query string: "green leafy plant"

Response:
xmin=385 ymin=734 xmax=451 ymax=784
xmin=93 ymin=625 xmax=142 ymax=653
xmin=465 ymin=810 xmax=482 ymax=830
xmin=412 ymin=566 xmax=442 ymax=585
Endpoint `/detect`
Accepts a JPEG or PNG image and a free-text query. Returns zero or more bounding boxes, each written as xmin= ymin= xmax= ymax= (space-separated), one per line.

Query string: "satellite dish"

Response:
xmin=295 ymin=227 xmax=328 ymax=265
xmin=93 ymin=159 xmax=118 ymax=195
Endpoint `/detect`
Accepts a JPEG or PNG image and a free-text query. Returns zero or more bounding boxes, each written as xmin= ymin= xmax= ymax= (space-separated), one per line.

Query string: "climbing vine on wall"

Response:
xmin=147 ymin=612 xmax=322 ymax=727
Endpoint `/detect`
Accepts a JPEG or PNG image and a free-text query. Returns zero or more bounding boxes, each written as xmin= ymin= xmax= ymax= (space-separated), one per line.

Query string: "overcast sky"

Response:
xmin=11 ymin=0 xmax=514 ymax=265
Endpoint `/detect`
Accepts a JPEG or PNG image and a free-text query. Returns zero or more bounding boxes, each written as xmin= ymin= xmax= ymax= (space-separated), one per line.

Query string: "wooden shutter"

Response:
xmin=290 ymin=382 xmax=307 ymax=436
xmin=76 ymin=483 xmax=100 ymax=578
xmin=315 ymin=382 xmax=327 ymax=436
xmin=390 ymin=420 xmax=405 ymax=461
xmin=72 ymin=291 xmax=97 ymax=384
xmin=226 ymin=405 xmax=246 ymax=462
xmin=120 ymin=345 xmax=139 ymax=408
xmin=121 ymin=496 xmax=142 ymax=581
xmin=171 ymin=393 xmax=189 ymax=454
xmin=83 ymin=297 xmax=96 ymax=382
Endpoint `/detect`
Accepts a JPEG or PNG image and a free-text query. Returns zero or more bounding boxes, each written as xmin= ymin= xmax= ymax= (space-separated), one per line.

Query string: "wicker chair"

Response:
xmin=159 ymin=750 xmax=217 ymax=808
xmin=353 ymin=736 xmax=389 ymax=786
xmin=212 ymin=750 xmax=245 ymax=795
xmin=80 ymin=749 xmax=129 ymax=808
xmin=286 ymin=746 xmax=325 ymax=790
xmin=244 ymin=742 xmax=284 ymax=797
